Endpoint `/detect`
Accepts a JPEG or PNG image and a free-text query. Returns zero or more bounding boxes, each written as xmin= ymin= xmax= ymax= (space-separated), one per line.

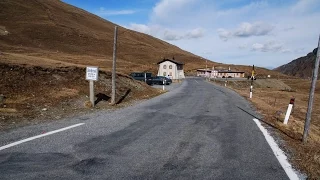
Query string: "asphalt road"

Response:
xmin=0 ymin=77 xmax=289 ymax=180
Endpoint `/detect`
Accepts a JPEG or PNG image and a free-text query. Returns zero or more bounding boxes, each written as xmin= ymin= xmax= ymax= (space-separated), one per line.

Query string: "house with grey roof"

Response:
xmin=157 ymin=58 xmax=185 ymax=80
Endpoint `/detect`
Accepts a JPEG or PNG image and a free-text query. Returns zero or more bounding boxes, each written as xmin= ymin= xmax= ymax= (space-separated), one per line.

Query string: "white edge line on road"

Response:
xmin=253 ymin=118 xmax=299 ymax=180
xmin=0 ymin=123 xmax=85 ymax=151
xmin=195 ymin=80 xmax=199 ymax=84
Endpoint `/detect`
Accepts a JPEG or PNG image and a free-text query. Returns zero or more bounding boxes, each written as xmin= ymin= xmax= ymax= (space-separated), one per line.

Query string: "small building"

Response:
xmin=197 ymin=66 xmax=245 ymax=78
xmin=157 ymin=58 xmax=185 ymax=80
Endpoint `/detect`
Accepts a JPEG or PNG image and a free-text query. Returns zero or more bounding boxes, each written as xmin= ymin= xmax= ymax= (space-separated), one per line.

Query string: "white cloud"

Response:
xmin=126 ymin=22 xmax=205 ymax=41
xmin=251 ymin=41 xmax=290 ymax=53
xmin=151 ymin=0 xmax=197 ymax=24
xmin=98 ymin=7 xmax=136 ymax=16
xmin=163 ymin=30 xmax=182 ymax=41
xmin=162 ymin=28 xmax=205 ymax=41
xmin=127 ymin=23 xmax=152 ymax=35
xmin=234 ymin=22 xmax=274 ymax=37
xmin=217 ymin=29 xmax=232 ymax=41
xmin=218 ymin=22 xmax=274 ymax=41
xmin=283 ymin=26 xmax=295 ymax=31
xmin=184 ymin=28 xmax=205 ymax=39
xmin=121 ymin=0 xmax=320 ymax=67
xmin=291 ymin=0 xmax=320 ymax=13
xmin=238 ymin=44 xmax=248 ymax=49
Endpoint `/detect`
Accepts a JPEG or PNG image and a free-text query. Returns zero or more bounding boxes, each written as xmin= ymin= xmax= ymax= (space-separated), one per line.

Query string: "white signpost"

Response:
xmin=86 ymin=67 xmax=99 ymax=107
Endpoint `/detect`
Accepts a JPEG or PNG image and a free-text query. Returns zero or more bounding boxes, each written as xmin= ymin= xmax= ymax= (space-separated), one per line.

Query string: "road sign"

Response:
xmin=86 ymin=67 xmax=99 ymax=81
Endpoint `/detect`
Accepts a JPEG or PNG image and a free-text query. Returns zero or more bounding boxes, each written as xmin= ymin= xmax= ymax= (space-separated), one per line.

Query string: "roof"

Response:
xmin=197 ymin=69 xmax=245 ymax=73
xmin=157 ymin=58 xmax=184 ymax=65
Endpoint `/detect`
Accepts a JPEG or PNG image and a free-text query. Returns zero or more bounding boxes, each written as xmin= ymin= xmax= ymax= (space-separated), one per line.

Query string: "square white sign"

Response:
xmin=86 ymin=66 xmax=99 ymax=81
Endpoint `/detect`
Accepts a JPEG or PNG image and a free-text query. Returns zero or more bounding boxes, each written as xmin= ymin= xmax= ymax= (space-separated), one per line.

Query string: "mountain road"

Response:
xmin=0 ymin=77 xmax=290 ymax=179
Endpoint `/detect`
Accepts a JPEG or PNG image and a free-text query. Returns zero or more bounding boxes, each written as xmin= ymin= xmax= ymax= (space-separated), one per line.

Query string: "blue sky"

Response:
xmin=63 ymin=0 xmax=320 ymax=68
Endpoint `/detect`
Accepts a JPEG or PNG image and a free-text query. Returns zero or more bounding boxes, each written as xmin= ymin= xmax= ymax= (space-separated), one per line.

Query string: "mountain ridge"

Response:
xmin=275 ymin=48 xmax=318 ymax=79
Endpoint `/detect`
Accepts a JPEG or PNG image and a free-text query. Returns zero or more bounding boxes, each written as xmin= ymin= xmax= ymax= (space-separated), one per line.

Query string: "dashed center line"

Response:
xmin=0 ymin=123 xmax=85 ymax=151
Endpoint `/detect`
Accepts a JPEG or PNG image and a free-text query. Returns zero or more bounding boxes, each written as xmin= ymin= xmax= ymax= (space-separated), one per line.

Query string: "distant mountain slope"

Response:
xmin=275 ymin=48 xmax=318 ymax=79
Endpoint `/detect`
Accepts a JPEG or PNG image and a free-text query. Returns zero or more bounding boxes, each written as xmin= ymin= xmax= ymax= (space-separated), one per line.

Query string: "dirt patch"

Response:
xmin=0 ymin=63 xmax=162 ymax=131
xmin=212 ymin=78 xmax=320 ymax=179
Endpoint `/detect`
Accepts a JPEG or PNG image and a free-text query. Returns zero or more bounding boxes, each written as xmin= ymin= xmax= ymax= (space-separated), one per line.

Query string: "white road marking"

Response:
xmin=195 ymin=80 xmax=199 ymax=84
xmin=253 ymin=119 xmax=300 ymax=180
xmin=0 ymin=123 xmax=85 ymax=151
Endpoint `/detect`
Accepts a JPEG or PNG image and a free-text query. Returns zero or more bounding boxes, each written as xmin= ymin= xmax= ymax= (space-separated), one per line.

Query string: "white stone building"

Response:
xmin=157 ymin=58 xmax=185 ymax=80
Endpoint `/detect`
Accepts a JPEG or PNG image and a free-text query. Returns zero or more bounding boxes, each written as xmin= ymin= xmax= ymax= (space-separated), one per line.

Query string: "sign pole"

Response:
xmin=111 ymin=26 xmax=118 ymax=105
xmin=303 ymin=35 xmax=320 ymax=142
xmin=89 ymin=80 xmax=94 ymax=107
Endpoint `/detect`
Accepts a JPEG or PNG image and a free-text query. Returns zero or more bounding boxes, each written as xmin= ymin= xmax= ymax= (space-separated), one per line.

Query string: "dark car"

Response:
xmin=151 ymin=76 xmax=172 ymax=85
xmin=130 ymin=72 xmax=153 ymax=85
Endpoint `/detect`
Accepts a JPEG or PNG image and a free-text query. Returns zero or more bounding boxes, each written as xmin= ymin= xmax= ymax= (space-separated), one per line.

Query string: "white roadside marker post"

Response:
xmin=162 ymin=79 xmax=165 ymax=91
xmin=249 ymin=65 xmax=255 ymax=99
xmin=144 ymin=72 xmax=147 ymax=83
xmin=284 ymin=98 xmax=295 ymax=124
xmin=86 ymin=66 xmax=99 ymax=107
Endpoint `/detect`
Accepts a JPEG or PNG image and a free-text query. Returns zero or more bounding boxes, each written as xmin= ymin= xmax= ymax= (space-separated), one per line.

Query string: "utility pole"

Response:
xmin=303 ymin=35 xmax=320 ymax=143
xmin=111 ymin=26 xmax=118 ymax=105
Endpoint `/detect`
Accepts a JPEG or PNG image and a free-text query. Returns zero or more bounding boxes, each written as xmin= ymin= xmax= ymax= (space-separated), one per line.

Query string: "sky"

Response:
xmin=63 ymin=0 xmax=320 ymax=69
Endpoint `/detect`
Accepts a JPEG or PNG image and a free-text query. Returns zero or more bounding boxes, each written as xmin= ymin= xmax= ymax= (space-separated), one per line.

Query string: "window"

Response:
xmin=169 ymin=65 xmax=172 ymax=69
xmin=163 ymin=65 xmax=167 ymax=69
xmin=169 ymin=72 xmax=172 ymax=76
xmin=163 ymin=72 xmax=167 ymax=76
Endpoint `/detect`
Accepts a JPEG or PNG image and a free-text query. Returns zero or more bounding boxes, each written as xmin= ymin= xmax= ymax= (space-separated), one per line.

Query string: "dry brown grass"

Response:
xmin=212 ymin=78 xmax=320 ymax=179
xmin=0 ymin=63 xmax=162 ymax=131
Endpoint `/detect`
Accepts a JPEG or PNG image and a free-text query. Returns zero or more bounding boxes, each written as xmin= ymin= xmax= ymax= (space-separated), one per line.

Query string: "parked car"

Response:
xmin=130 ymin=72 xmax=153 ymax=85
xmin=151 ymin=76 xmax=172 ymax=85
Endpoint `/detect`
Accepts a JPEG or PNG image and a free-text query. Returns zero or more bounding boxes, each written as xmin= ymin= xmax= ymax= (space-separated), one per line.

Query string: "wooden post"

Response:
xmin=303 ymin=35 xmax=320 ymax=142
xmin=111 ymin=26 xmax=118 ymax=105
xmin=89 ymin=80 xmax=94 ymax=107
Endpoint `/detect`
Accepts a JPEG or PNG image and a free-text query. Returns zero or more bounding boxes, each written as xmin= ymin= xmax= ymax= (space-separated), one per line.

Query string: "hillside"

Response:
xmin=0 ymin=0 xmax=292 ymax=78
xmin=275 ymin=48 xmax=318 ymax=79
xmin=0 ymin=0 xmax=216 ymax=74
